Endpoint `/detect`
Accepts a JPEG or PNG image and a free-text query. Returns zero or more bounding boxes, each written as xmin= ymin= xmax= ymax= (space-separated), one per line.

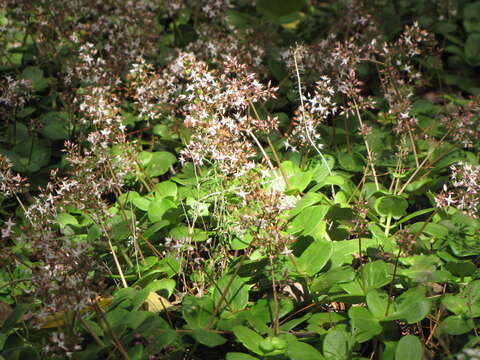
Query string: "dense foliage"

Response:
xmin=1 ymin=0 xmax=480 ymax=359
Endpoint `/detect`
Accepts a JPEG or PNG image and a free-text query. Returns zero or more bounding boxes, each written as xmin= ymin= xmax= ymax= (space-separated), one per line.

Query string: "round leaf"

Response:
xmin=440 ymin=315 xmax=474 ymax=335
xmin=395 ymin=335 xmax=423 ymax=360
xmin=374 ymin=195 xmax=408 ymax=219
xmin=144 ymin=151 xmax=176 ymax=177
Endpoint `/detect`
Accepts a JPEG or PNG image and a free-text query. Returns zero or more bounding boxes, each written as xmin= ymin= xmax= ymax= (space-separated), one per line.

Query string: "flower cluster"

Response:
xmin=283 ymin=15 xmax=435 ymax=144
xmin=5 ymin=0 xmax=160 ymax=71
xmin=129 ymin=52 xmax=278 ymax=176
xmin=186 ymin=24 xmax=266 ymax=72
xmin=44 ymin=331 xmax=83 ymax=358
xmin=440 ymin=97 xmax=480 ymax=148
xmin=0 ymin=155 xmax=29 ymax=198
xmin=288 ymin=75 xmax=338 ymax=151
xmin=377 ymin=22 xmax=435 ymax=136
xmin=0 ymin=76 xmax=32 ymax=120
xmin=394 ymin=229 xmax=417 ymax=256
xmin=164 ymin=0 xmax=233 ymax=19
xmin=436 ymin=162 xmax=480 ymax=218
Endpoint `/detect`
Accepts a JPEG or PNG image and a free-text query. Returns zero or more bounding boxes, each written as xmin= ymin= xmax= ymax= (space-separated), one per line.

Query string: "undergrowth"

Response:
xmin=0 ymin=1 xmax=479 ymax=359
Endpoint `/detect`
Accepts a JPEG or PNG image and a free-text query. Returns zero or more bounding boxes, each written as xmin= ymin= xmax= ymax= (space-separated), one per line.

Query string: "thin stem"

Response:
xmin=407 ymin=125 xmax=420 ymax=168
xmin=266 ymin=135 xmax=292 ymax=190
xmin=102 ymin=224 xmax=128 ymax=288
xmin=93 ymin=302 xmax=130 ymax=360
xmin=269 ymin=255 xmax=280 ymax=335
xmin=385 ymin=247 xmax=402 ymax=317
xmin=207 ymin=255 xmax=247 ymax=329
xmin=79 ymin=316 xmax=105 ymax=347
xmin=247 ymin=129 xmax=275 ymax=172
xmin=398 ymin=130 xmax=451 ymax=195
xmin=353 ymin=99 xmax=380 ymax=190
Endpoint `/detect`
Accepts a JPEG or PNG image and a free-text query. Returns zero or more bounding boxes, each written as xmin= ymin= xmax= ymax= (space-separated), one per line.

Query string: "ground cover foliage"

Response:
xmin=0 ymin=0 xmax=479 ymax=359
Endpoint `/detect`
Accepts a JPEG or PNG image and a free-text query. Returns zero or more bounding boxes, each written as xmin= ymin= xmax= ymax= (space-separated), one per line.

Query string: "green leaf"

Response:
xmin=288 ymin=205 xmax=329 ymax=239
xmin=280 ymin=314 xmax=312 ymax=332
xmin=323 ymin=330 xmax=354 ymax=360
xmin=190 ymin=329 xmax=227 ymax=347
xmin=330 ymin=237 xmax=379 ymax=267
xmin=395 ymin=335 xmax=423 ymax=360
xmin=56 ymin=213 xmax=79 ymax=228
xmin=462 ymin=281 xmax=480 ymax=317
xmin=226 ymin=352 xmax=259 ymax=360
xmin=105 ymin=308 xmax=130 ymax=329
xmin=144 ymin=151 xmax=176 ymax=177
xmin=441 ymin=294 xmax=465 ymax=315
xmin=440 ymin=315 xmax=474 ymax=335
xmin=5 ymin=123 xmax=29 ymax=144
xmin=231 ymin=232 xmax=253 ymax=250
xmin=213 ymin=275 xmax=251 ymax=313
xmin=361 ymin=261 xmax=392 ymax=292
xmin=2 ymin=138 xmax=51 ymax=173
xmin=20 ymin=66 xmax=49 ymax=92
xmin=245 ymin=312 xmax=271 ymax=335
xmin=310 ymin=267 xmax=355 ymax=293
xmin=366 ymin=290 xmax=390 ymax=320
xmin=276 ymin=161 xmax=313 ymax=194
xmin=111 ymin=287 xmax=136 ymax=308
xmin=124 ymin=311 xmax=151 ymax=330
xmin=110 ymin=218 xmax=134 ymax=241
xmin=337 ymin=152 xmax=365 ymax=172
xmin=148 ymin=198 xmax=176 ymax=222
xmin=132 ymin=288 xmax=150 ymax=311
xmin=374 ymin=195 xmax=408 ymax=219
xmin=445 ymin=261 xmax=476 ymax=277
xmin=465 ymin=34 xmax=480 ymax=66
xmin=183 ymin=296 xmax=214 ymax=329
xmin=250 ymin=298 xmax=294 ymax=325
xmin=40 ymin=112 xmax=71 ymax=140
xmin=463 ymin=2 xmax=480 ymax=33
xmin=382 ymin=341 xmax=398 ymax=360
xmin=168 ymin=226 xmax=208 ymax=242
xmin=143 ymin=220 xmax=169 ymax=239
xmin=227 ymin=10 xmax=255 ymax=29
xmin=349 ymin=307 xmax=382 ymax=343
xmin=129 ymin=192 xmax=151 ymax=211
xmin=387 ymin=287 xmax=431 ymax=324
xmin=145 ymin=279 xmax=176 ymax=298
xmin=144 ymin=325 xmax=178 ymax=352
xmin=296 ymin=240 xmax=333 ymax=276
xmin=233 ymin=325 xmax=265 ymax=355
xmin=286 ymin=340 xmax=325 ymax=360
xmin=442 ymin=281 xmax=480 ymax=317
xmin=394 ymin=208 xmax=434 ymax=226
xmin=307 ymin=154 xmax=335 ymax=184
xmin=155 ymin=181 xmax=177 ymax=199
xmin=288 ymin=171 xmax=313 ymax=194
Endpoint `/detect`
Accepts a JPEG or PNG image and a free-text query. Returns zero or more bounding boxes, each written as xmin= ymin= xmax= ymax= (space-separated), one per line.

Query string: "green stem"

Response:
xmin=384 ymin=215 xmax=392 ymax=237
